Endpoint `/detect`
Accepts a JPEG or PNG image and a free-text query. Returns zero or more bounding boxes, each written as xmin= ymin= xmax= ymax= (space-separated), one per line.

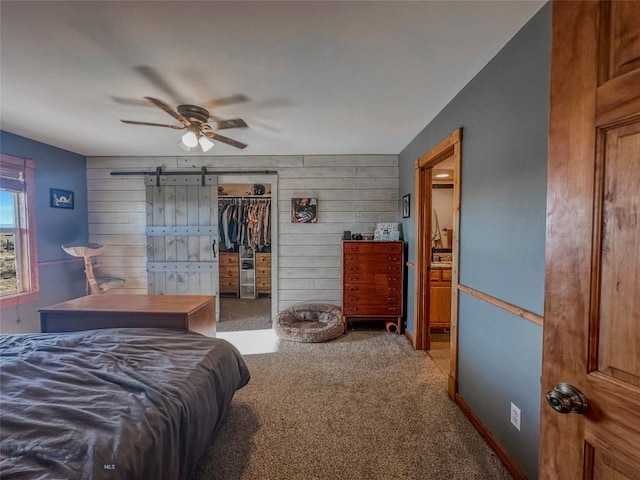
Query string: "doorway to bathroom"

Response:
xmin=414 ymin=128 xmax=461 ymax=399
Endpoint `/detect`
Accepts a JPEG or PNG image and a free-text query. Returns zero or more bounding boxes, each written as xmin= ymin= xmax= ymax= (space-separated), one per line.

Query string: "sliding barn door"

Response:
xmin=145 ymin=173 xmax=220 ymax=322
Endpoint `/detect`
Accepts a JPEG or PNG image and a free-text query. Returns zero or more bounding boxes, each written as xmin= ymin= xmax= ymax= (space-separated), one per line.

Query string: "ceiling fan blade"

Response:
xmin=120 ymin=120 xmax=185 ymax=130
xmin=245 ymin=117 xmax=280 ymax=133
xmin=204 ymin=131 xmax=247 ymax=149
xmin=144 ymin=97 xmax=189 ymax=125
xmin=214 ymin=118 xmax=248 ymax=130
xmin=111 ymin=96 xmax=153 ymax=107
xmin=135 ymin=66 xmax=184 ymax=104
xmin=203 ymin=94 xmax=250 ymax=109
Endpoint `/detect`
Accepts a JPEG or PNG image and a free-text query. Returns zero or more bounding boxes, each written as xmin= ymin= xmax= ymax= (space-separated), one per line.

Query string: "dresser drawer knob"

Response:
xmin=389 ymin=287 xmax=397 ymax=292
xmin=388 ymin=277 xmax=398 ymax=282
xmin=349 ymin=287 xmax=357 ymax=292
xmin=349 ymin=277 xmax=358 ymax=281
xmin=349 ymin=297 xmax=357 ymax=302
xmin=388 ymin=307 xmax=398 ymax=312
xmin=349 ymin=307 xmax=358 ymax=312
xmin=387 ymin=297 xmax=397 ymax=302
xmin=349 ymin=267 xmax=358 ymax=271
xmin=388 ymin=267 xmax=397 ymax=271
xmin=348 ymin=256 xmax=357 ymax=260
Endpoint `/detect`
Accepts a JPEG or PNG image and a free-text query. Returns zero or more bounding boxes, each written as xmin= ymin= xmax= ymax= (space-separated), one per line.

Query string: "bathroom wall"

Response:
xmin=397 ymin=4 xmax=550 ymax=478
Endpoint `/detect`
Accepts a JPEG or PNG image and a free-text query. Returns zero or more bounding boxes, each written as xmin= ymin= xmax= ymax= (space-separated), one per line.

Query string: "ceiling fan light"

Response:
xmin=181 ymin=130 xmax=198 ymax=148
xmin=199 ymin=136 xmax=214 ymax=152
xmin=177 ymin=138 xmax=197 ymax=152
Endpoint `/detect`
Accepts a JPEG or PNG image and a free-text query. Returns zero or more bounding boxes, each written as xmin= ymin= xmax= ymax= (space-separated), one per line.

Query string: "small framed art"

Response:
xmin=50 ymin=188 xmax=74 ymax=209
xmin=291 ymin=198 xmax=318 ymax=223
xmin=402 ymin=194 xmax=410 ymax=218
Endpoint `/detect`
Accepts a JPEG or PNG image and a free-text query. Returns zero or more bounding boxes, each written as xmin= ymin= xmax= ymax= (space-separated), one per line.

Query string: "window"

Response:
xmin=0 ymin=154 xmax=38 ymax=307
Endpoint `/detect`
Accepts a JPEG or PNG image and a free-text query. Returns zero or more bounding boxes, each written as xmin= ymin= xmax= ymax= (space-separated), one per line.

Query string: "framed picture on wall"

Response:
xmin=50 ymin=188 xmax=74 ymax=209
xmin=402 ymin=194 xmax=410 ymax=218
xmin=291 ymin=198 xmax=318 ymax=223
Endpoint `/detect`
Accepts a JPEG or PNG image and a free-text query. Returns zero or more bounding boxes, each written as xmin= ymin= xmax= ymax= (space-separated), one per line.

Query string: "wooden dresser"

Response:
xmin=219 ymin=252 xmax=239 ymax=297
xmin=256 ymin=253 xmax=271 ymax=296
xmin=342 ymin=240 xmax=404 ymax=333
xmin=430 ymin=265 xmax=452 ymax=330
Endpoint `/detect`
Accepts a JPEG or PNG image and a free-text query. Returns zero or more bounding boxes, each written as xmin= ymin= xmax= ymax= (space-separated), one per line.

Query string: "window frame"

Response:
xmin=0 ymin=154 xmax=39 ymax=308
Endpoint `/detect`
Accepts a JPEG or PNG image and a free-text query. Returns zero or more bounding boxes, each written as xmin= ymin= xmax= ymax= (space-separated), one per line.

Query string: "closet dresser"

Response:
xmin=342 ymin=240 xmax=404 ymax=333
xmin=219 ymin=252 xmax=240 ymax=297
xmin=256 ymin=253 xmax=271 ymax=296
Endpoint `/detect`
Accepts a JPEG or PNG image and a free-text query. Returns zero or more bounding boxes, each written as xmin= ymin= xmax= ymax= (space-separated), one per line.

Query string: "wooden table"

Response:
xmin=39 ymin=294 xmax=216 ymax=337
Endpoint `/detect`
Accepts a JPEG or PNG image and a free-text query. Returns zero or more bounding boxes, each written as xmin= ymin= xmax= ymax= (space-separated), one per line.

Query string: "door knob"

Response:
xmin=546 ymin=383 xmax=588 ymax=414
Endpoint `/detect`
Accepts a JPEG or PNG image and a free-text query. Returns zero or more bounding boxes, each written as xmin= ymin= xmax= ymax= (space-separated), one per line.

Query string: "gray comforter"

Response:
xmin=0 ymin=328 xmax=250 ymax=479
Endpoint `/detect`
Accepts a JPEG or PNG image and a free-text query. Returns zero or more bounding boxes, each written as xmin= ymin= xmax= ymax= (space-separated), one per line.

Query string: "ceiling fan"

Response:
xmin=120 ymin=97 xmax=248 ymax=151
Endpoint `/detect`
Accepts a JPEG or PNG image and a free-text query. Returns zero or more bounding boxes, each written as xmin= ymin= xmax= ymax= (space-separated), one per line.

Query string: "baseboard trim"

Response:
xmin=404 ymin=328 xmax=415 ymax=348
xmin=455 ymin=393 xmax=527 ymax=480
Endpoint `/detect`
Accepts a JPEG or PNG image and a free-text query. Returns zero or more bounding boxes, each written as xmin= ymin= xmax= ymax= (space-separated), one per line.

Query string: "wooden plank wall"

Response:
xmin=86 ymin=154 xmax=399 ymax=313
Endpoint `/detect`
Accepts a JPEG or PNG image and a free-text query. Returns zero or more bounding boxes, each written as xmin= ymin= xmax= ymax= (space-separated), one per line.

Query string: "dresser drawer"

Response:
xmin=343 ymin=283 xmax=401 ymax=296
xmin=219 ymin=252 xmax=238 ymax=266
xmin=220 ymin=278 xmax=239 ymax=293
xmin=256 ymin=266 xmax=271 ymax=277
xmin=430 ymin=268 xmax=452 ymax=284
xmin=256 ymin=253 xmax=271 ymax=266
xmin=343 ymin=241 xmax=402 ymax=254
xmin=220 ymin=265 xmax=238 ymax=278
xmin=344 ymin=273 xmax=401 ymax=285
xmin=344 ymin=253 xmax=402 ymax=264
xmin=256 ymin=279 xmax=271 ymax=292
xmin=343 ymin=293 xmax=401 ymax=305
xmin=342 ymin=302 xmax=402 ymax=316
xmin=343 ymin=259 xmax=402 ymax=276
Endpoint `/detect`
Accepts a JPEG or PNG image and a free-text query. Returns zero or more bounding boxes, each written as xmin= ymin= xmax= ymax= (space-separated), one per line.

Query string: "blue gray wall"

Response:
xmin=398 ymin=4 xmax=550 ymax=479
xmin=0 ymin=131 xmax=88 ymax=333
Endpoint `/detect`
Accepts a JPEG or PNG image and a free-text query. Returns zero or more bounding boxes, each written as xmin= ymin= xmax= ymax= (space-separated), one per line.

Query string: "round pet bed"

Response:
xmin=274 ymin=303 xmax=344 ymax=343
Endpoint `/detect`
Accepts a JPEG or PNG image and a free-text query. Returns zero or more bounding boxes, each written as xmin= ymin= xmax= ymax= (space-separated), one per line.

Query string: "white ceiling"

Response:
xmin=0 ymin=1 xmax=545 ymax=157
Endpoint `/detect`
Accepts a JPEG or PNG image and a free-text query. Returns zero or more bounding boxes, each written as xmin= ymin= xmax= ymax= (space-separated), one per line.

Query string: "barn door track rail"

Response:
xmin=111 ymin=166 xmax=277 ymax=186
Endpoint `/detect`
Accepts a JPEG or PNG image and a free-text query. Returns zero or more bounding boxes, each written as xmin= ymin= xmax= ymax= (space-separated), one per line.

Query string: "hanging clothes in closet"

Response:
xmin=219 ymin=197 xmax=271 ymax=251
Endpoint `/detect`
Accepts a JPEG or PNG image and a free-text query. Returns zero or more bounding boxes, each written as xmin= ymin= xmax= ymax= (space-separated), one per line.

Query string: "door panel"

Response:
xmin=597 ymin=122 xmax=640 ymax=386
xmin=541 ymin=2 xmax=640 ymax=478
xmin=603 ymin=1 xmax=640 ymax=79
xmin=592 ymin=448 xmax=640 ymax=480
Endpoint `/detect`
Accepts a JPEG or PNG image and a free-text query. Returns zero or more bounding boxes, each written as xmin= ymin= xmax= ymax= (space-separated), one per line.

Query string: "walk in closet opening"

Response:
xmin=217 ymin=180 xmax=275 ymax=334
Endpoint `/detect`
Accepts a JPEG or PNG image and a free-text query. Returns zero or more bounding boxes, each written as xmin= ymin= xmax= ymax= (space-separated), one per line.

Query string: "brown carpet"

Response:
xmin=217 ymin=297 xmax=272 ymax=332
xmin=191 ymin=311 xmax=512 ymax=480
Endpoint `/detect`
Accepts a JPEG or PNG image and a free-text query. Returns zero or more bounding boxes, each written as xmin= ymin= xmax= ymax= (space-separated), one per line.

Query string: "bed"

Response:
xmin=0 ymin=327 xmax=250 ymax=479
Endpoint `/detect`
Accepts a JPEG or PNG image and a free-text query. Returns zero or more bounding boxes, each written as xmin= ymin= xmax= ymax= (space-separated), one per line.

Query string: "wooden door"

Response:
xmin=145 ymin=173 xmax=220 ymax=323
xmin=540 ymin=2 xmax=640 ymax=478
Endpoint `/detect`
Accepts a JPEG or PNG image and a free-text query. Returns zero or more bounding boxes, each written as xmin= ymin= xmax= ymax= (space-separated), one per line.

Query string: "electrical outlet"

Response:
xmin=510 ymin=402 xmax=521 ymax=431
